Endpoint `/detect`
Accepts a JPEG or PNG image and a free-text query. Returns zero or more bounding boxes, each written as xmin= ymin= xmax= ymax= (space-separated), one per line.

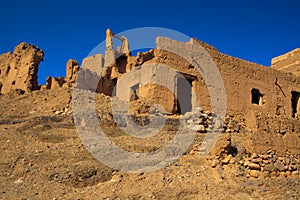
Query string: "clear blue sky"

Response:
xmin=1 ymin=0 xmax=299 ymax=84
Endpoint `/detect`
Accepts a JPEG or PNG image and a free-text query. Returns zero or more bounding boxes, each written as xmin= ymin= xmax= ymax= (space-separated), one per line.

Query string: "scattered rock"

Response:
xmin=262 ymin=171 xmax=270 ymax=178
xmin=291 ymin=171 xmax=299 ymax=176
xmin=248 ymin=163 xmax=261 ymax=170
xmin=266 ymin=150 xmax=273 ymax=155
xmin=264 ymin=164 xmax=275 ymax=172
xmin=249 ymin=170 xmax=260 ymax=178
xmin=290 ymin=158 xmax=297 ymax=165
xmin=282 ymin=157 xmax=290 ymax=165
xmin=260 ymin=154 xmax=269 ymax=160
xmin=14 ymin=178 xmax=24 ymax=185
xmin=222 ymin=154 xmax=232 ymax=165
xmin=229 ymin=157 xmax=236 ymax=164
xmin=55 ymin=110 xmax=63 ymax=115
xmin=251 ymin=153 xmax=259 ymax=159
xmin=211 ymin=159 xmax=219 ymax=168
xmin=251 ymin=158 xmax=262 ymax=163
xmin=274 ymin=161 xmax=285 ymax=172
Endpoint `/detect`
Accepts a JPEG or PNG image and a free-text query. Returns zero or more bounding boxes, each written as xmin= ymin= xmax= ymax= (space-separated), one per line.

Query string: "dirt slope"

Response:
xmin=0 ymin=89 xmax=299 ymax=199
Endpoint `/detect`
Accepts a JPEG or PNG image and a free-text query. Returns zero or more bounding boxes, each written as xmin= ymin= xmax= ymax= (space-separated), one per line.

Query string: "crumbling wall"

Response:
xmin=110 ymin=37 xmax=299 ymax=133
xmin=0 ymin=43 xmax=81 ymax=93
xmin=210 ymin=47 xmax=300 ymax=121
xmin=120 ymin=37 xmax=299 ymax=155
xmin=115 ymin=62 xmax=177 ymax=114
xmin=42 ymin=59 xmax=80 ymax=90
xmin=82 ymin=54 xmax=104 ymax=75
xmin=0 ymin=42 xmax=44 ymax=94
xmin=271 ymin=48 xmax=300 ymax=76
xmin=147 ymin=48 xmax=210 ymax=113
xmin=152 ymin=38 xmax=300 ymax=121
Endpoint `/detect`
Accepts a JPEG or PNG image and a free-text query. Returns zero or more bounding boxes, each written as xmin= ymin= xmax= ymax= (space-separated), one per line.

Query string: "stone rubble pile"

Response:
xmin=211 ymin=149 xmax=299 ymax=179
xmin=183 ymin=107 xmax=246 ymax=134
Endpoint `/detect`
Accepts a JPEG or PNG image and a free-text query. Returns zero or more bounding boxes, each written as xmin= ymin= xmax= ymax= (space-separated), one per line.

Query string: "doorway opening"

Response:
xmin=176 ymin=73 xmax=196 ymax=114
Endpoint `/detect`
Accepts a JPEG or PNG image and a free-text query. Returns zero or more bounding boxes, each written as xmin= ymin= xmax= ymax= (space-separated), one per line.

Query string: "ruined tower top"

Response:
xmin=104 ymin=28 xmax=130 ymax=67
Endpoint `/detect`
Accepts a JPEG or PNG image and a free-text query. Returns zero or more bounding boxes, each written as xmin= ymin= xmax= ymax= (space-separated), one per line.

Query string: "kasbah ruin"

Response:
xmin=0 ymin=29 xmax=299 ymax=199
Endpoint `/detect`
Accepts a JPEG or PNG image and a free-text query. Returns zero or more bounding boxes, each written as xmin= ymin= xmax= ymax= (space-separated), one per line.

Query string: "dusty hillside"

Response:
xmin=0 ymin=89 xmax=299 ymax=200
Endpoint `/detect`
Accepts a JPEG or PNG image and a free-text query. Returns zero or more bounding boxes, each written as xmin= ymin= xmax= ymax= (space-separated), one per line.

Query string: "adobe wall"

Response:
xmin=42 ymin=59 xmax=80 ymax=90
xmin=150 ymin=37 xmax=300 ymax=154
xmin=0 ymin=42 xmax=81 ymax=93
xmin=105 ymin=37 xmax=300 ymax=154
xmin=116 ymin=63 xmax=177 ymax=114
xmin=271 ymin=48 xmax=300 ymax=76
xmin=150 ymin=38 xmax=300 ymax=120
xmin=0 ymin=42 xmax=44 ymax=94
xmin=82 ymin=54 xmax=104 ymax=75
xmin=202 ymin=39 xmax=300 ymax=122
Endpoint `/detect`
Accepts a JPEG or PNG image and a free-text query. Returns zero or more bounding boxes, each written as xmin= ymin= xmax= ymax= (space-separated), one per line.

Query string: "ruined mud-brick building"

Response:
xmin=0 ymin=42 xmax=80 ymax=93
xmin=0 ymin=42 xmax=44 ymax=94
xmin=0 ymin=29 xmax=299 ymax=156
xmin=79 ymin=29 xmax=300 ymax=155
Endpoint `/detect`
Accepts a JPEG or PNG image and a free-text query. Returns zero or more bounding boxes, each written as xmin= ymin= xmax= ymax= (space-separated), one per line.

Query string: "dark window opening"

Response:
xmin=116 ymin=55 xmax=127 ymax=74
xmin=188 ymin=64 xmax=195 ymax=69
xmin=291 ymin=91 xmax=300 ymax=118
xmin=12 ymin=81 xmax=16 ymax=85
xmin=251 ymin=88 xmax=263 ymax=105
xmin=130 ymin=83 xmax=139 ymax=101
